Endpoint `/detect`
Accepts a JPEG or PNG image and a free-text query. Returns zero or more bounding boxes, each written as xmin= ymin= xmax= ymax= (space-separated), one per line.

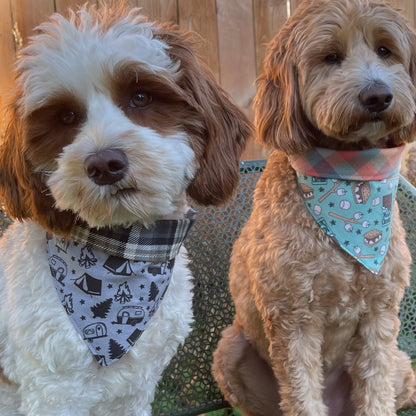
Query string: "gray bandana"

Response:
xmin=46 ymin=211 xmax=195 ymax=366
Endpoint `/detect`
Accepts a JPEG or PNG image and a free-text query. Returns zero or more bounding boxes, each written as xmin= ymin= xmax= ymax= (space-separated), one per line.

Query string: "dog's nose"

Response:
xmin=359 ymin=81 xmax=393 ymax=113
xmin=84 ymin=149 xmax=128 ymax=185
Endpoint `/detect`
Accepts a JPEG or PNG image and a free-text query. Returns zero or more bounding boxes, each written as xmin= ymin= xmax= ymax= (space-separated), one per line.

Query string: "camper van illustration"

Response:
xmin=83 ymin=322 xmax=108 ymax=341
xmin=113 ymin=306 xmax=145 ymax=326
xmin=48 ymin=255 xmax=68 ymax=286
xmin=147 ymin=259 xmax=175 ymax=276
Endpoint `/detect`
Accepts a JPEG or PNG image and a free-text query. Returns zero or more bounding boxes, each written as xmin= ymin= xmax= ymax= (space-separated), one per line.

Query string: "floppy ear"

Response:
xmin=156 ymin=26 xmax=252 ymax=206
xmin=254 ymin=21 xmax=317 ymax=154
xmin=0 ymin=104 xmax=31 ymax=220
xmin=0 ymin=98 xmax=75 ymax=236
xmin=398 ymin=19 xmax=416 ymax=144
xmin=184 ymin=69 xmax=252 ymax=206
xmin=408 ymin=29 xmax=416 ymax=86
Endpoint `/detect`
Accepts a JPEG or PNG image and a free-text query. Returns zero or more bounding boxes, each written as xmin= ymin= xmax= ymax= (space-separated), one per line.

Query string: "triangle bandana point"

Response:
xmin=291 ymin=146 xmax=404 ymax=274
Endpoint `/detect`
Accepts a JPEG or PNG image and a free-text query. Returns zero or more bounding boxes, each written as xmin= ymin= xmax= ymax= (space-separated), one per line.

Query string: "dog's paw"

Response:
xmin=401 ymin=380 xmax=416 ymax=409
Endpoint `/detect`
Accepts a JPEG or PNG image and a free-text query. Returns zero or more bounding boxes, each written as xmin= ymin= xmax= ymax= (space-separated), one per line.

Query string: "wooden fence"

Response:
xmin=1 ymin=0 xmax=416 ymax=158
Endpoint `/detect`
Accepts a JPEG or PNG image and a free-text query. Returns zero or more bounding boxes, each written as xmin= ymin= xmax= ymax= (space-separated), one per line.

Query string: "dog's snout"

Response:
xmin=84 ymin=149 xmax=128 ymax=185
xmin=359 ymin=81 xmax=393 ymax=113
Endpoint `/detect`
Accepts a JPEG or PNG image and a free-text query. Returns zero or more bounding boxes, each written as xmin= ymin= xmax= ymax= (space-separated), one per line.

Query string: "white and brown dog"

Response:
xmin=0 ymin=4 xmax=251 ymax=415
xmin=213 ymin=1 xmax=416 ymax=415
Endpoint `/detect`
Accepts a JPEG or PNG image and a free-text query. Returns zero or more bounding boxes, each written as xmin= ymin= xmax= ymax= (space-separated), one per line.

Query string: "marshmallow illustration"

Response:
xmin=340 ymin=200 xmax=350 ymax=210
xmin=314 ymin=205 xmax=321 ymax=215
xmin=372 ymin=197 xmax=380 ymax=206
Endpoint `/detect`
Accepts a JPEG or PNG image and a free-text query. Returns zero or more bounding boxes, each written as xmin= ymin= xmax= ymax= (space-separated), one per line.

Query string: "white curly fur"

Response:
xmin=0 ymin=222 xmax=193 ymax=416
xmin=0 ymin=4 xmax=250 ymax=415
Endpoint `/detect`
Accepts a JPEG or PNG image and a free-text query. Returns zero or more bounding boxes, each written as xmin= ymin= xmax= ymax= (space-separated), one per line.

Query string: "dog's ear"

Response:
xmin=0 ymin=98 xmax=75 ymax=236
xmin=254 ymin=23 xmax=316 ymax=154
xmin=0 ymin=104 xmax=32 ymax=220
xmin=387 ymin=15 xmax=416 ymax=146
xmin=184 ymin=68 xmax=252 ymax=206
xmin=156 ymin=26 xmax=252 ymax=206
xmin=404 ymin=22 xmax=416 ymax=141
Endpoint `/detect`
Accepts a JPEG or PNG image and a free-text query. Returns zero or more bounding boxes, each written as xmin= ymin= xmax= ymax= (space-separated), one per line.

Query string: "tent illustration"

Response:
xmin=55 ymin=237 xmax=69 ymax=253
xmin=94 ymin=355 xmax=108 ymax=366
xmin=74 ymin=273 xmax=102 ymax=296
xmin=103 ymin=256 xmax=132 ymax=276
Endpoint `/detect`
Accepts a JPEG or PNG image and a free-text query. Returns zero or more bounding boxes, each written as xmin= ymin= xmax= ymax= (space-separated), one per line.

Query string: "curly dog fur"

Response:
xmin=213 ymin=1 xmax=416 ymax=415
xmin=0 ymin=4 xmax=250 ymax=415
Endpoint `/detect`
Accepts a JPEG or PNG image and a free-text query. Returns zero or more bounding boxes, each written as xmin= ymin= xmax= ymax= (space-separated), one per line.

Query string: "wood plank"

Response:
xmin=56 ymin=1 xmax=178 ymax=23
xmin=177 ymin=0 xmax=219 ymax=80
xmin=11 ymin=0 xmax=55 ymax=44
xmin=289 ymin=0 xmax=303 ymax=15
xmin=0 ymin=0 xmax=16 ymax=112
xmin=253 ymin=0 xmax=287 ymax=77
xmin=55 ymin=0 xmax=89 ymax=15
xmin=216 ymin=0 xmax=257 ymax=112
xmin=133 ymin=0 xmax=178 ymax=24
xmin=399 ymin=0 xmax=416 ymax=27
xmin=241 ymin=138 xmax=272 ymax=160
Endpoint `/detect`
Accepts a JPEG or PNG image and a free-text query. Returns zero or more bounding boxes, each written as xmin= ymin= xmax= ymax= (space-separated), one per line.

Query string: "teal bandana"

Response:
xmin=290 ymin=146 xmax=404 ymax=274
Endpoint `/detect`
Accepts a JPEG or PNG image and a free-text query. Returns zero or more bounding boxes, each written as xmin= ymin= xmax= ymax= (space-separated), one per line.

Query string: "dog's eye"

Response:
xmin=129 ymin=91 xmax=152 ymax=108
xmin=324 ymin=53 xmax=342 ymax=65
xmin=59 ymin=111 xmax=76 ymax=125
xmin=377 ymin=46 xmax=391 ymax=59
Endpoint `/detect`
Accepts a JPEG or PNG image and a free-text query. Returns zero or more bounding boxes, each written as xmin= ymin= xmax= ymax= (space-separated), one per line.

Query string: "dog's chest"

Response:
xmin=0 ymin=222 xmax=193 ymax=381
xmin=314 ymin=268 xmax=385 ymax=363
xmin=313 ymin=247 xmax=403 ymax=352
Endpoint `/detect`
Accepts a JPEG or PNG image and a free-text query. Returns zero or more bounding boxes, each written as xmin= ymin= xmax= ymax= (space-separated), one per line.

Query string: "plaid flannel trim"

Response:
xmin=70 ymin=209 xmax=196 ymax=262
xmin=290 ymin=145 xmax=404 ymax=181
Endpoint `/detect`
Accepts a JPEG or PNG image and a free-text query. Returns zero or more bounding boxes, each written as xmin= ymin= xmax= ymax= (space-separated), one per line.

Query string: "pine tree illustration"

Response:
xmin=148 ymin=281 xmax=159 ymax=302
xmin=90 ymin=298 xmax=113 ymax=319
xmin=108 ymin=338 xmax=126 ymax=360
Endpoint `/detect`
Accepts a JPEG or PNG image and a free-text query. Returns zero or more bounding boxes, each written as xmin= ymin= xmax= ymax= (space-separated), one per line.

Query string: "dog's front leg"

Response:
xmin=262 ymin=306 xmax=328 ymax=416
xmin=349 ymin=305 xmax=400 ymax=416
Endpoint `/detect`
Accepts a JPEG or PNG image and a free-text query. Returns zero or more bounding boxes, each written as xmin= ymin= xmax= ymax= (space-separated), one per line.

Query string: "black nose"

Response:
xmin=359 ymin=81 xmax=393 ymax=113
xmin=84 ymin=149 xmax=128 ymax=185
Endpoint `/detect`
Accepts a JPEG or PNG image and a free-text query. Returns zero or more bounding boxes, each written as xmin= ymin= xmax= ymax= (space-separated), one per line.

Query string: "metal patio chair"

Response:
xmin=1 ymin=159 xmax=415 ymax=416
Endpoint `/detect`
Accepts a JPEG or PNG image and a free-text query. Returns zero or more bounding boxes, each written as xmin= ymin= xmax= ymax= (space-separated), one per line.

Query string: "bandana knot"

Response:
xmin=47 ymin=210 xmax=195 ymax=366
xmin=290 ymin=146 xmax=404 ymax=274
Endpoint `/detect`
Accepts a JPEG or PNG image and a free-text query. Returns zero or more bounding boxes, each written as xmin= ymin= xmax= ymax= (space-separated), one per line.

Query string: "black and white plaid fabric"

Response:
xmin=70 ymin=209 xmax=196 ymax=263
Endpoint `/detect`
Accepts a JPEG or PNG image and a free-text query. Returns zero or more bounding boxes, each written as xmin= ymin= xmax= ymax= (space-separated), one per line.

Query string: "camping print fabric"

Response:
xmin=290 ymin=146 xmax=404 ymax=275
xmin=46 ymin=214 xmax=195 ymax=366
